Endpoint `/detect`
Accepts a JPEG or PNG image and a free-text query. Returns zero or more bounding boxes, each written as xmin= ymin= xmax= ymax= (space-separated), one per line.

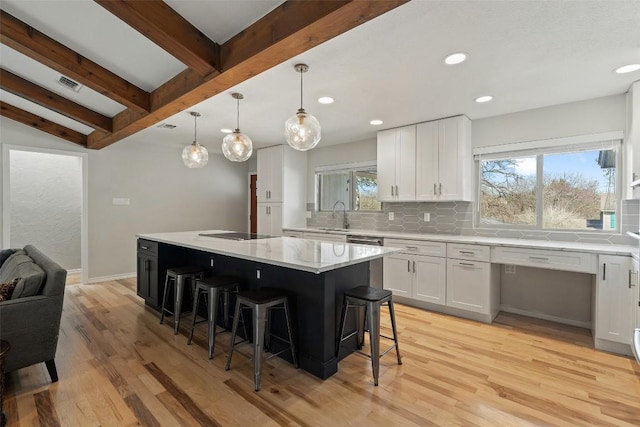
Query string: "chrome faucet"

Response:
xmin=332 ymin=200 xmax=349 ymax=229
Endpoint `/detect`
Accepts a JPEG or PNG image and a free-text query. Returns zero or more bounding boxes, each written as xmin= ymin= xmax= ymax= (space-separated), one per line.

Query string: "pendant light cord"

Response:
xmin=299 ymin=68 xmax=304 ymax=110
xmin=193 ymin=113 xmax=197 ymax=142
xmin=236 ymin=97 xmax=240 ymax=130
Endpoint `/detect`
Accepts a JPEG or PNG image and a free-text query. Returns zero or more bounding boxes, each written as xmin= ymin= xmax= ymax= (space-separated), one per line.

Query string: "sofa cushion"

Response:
xmin=0 ymin=251 xmax=47 ymax=299
xmin=0 ymin=277 xmax=19 ymax=302
xmin=0 ymin=249 xmax=16 ymax=267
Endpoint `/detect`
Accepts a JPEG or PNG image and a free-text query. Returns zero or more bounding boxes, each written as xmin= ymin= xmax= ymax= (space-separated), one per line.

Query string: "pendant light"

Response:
xmin=182 ymin=112 xmax=208 ymax=168
xmin=284 ymin=63 xmax=321 ymax=151
xmin=222 ymin=92 xmax=253 ymax=162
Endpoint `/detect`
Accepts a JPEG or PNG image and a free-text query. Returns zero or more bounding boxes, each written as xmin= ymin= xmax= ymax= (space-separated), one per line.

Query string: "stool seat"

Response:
xmin=226 ymin=288 xmax=298 ymax=391
xmin=167 ymin=266 xmax=204 ymax=276
xmin=188 ymin=276 xmax=241 ymax=359
xmin=344 ymin=286 xmax=392 ymax=302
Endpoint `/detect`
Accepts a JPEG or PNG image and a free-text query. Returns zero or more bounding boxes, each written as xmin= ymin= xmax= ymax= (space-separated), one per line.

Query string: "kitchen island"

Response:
xmin=136 ymin=230 xmax=400 ymax=379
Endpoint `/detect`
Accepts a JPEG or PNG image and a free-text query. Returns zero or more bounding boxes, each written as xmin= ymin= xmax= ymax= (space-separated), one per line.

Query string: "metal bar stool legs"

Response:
xmin=225 ymin=289 xmax=298 ymax=392
xmin=337 ymin=286 xmax=402 ymax=386
xmin=160 ymin=267 xmax=203 ymax=334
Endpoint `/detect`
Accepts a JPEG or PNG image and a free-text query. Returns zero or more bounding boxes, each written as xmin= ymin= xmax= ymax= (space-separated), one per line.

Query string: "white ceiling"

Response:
xmin=1 ymin=0 xmax=639 ymax=154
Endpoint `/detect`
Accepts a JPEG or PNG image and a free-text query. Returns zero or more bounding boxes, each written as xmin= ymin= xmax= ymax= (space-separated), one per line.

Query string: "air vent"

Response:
xmin=157 ymin=123 xmax=177 ymax=129
xmin=57 ymin=75 xmax=83 ymax=92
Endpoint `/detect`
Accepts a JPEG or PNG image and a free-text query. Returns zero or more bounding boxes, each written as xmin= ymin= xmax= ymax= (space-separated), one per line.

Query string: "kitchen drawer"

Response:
xmin=137 ymin=239 xmax=158 ymax=255
xmin=447 ymin=243 xmax=491 ymax=262
xmin=492 ymin=246 xmax=597 ymax=274
xmin=384 ymin=238 xmax=447 ymax=257
xmin=303 ymin=232 xmax=347 ymax=243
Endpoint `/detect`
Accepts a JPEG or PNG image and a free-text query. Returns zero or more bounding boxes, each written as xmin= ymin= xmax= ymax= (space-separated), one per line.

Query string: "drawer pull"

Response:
xmin=529 ymin=256 xmax=549 ymax=261
xmin=459 ymin=262 xmax=475 ymax=267
xmin=405 ymin=246 xmax=418 ymax=251
xmin=141 ymin=246 xmax=148 ymax=250
xmin=459 ymin=251 xmax=476 ymax=255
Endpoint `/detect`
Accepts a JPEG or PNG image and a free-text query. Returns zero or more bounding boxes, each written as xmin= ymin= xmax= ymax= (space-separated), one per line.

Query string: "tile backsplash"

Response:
xmin=306 ymin=199 xmax=640 ymax=246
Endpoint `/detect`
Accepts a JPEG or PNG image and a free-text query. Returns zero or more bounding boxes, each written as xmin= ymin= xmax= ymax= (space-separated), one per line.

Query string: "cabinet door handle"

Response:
xmin=439 ymin=183 xmax=442 ymax=195
xmin=630 ymin=269 xmax=637 ymax=288
xmin=141 ymin=246 xmax=148 ymax=250
xmin=407 ymin=260 xmax=411 ymax=272
xmin=391 ymin=186 xmax=395 ymax=196
xmin=433 ymin=183 xmax=437 ymax=195
xmin=413 ymin=261 xmax=416 ymax=273
xmin=395 ymin=185 xmax=399 ymax=197
xmin=145 ymin=259 xmax=150 ymax=272
xmin=603 ymin=263 xmax=606 ymax=280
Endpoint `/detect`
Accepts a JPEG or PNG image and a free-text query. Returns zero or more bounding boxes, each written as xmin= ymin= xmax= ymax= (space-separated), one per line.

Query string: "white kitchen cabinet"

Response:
xmin=416 ymin=115 xmax=472 ymax=201
xmin=377 ymin=125 xmax=416 ymax=201
xmin=257 ymin=203 xmax=283 ymax=236
xmin=303 ymin=232 xmax=347 ymax=243
xmin=384 ymin=238 xmax=447 ymax=305
xmin=446 ymin=259 xmax=492 ymax=314
xmin=596 ymin=255 xmax=634 ymax=346
xmin=256 ymin=145 xmax=306 ymax=235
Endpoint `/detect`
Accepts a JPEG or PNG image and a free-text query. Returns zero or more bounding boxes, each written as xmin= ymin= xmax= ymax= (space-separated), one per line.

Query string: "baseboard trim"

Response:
xmin=87 ymin=273 xmax=136 ymax=284
xmin=66 ymin=268 xmax=81 ymax=274
xmin=500 ymin=305 xmax=592 ymax=329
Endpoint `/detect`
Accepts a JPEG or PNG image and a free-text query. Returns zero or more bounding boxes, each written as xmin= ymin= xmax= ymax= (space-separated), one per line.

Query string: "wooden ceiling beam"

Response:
xmin=0 ymin=101 xmax=87 ymax=146
xmin=0 ymin=10 xmax=150 ymax=112
xmin=95 ymin=0 xmax=220 ymax=77
xmin=87 ymin=0 xmax=407 ymax=149
xmin=0 ymin=68 xmax=113 ymax=133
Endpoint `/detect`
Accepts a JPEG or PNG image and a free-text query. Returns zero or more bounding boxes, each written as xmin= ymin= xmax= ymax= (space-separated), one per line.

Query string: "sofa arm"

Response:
xmin=0 ymin=295 xmax=64 ymax=373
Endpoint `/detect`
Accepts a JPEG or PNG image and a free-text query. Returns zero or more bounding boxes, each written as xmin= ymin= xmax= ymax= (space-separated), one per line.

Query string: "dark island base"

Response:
xmin=139 ymin=242 xmax=369 ymax=380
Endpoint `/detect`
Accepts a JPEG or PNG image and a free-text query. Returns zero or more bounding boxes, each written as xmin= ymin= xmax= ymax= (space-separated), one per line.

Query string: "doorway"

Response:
xmin=249 ymin=172 xmax=257 ymax=233
xmin=2 ymin=145 xmax=88 ymax=285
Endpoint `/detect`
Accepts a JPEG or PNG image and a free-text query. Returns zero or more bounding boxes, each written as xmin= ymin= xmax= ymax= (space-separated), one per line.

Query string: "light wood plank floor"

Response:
xmin=4 ymin=278 xmax=640 ymax=426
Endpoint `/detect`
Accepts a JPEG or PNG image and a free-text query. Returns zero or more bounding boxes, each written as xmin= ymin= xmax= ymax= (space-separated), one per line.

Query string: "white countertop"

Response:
xmin=137 ymin=230 xmax=401 ymax=274
xmin=285 ymin=227 xmax=638 ymax=257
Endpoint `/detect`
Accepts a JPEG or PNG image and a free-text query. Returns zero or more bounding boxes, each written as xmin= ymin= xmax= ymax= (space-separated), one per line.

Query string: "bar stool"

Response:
xmin=160 ymin=266 xmax=204 ymax=334
xmin=336 ymin=286 xmax=402 ymax=386
xmin=187 ymin=276 xmax=241 ymax=359
xmin=225 ymin=288 xmax=298 ymax=391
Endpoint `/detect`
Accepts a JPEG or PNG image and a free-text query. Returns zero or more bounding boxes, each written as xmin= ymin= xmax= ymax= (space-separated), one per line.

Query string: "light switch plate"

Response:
xmin=505 ymin=264 xmax=517 ymax=274
xmin=424 ymin=213 xmax=431 ymax=222
xmin=306 ymin=211 xmax=312 ymax=218
xmin=112 ymin=198 xmax=130 ymax=206
xmin=388 ymin=212 xmax=394 ymax=220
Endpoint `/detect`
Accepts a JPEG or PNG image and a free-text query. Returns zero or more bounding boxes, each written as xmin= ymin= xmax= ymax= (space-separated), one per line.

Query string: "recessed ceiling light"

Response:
xmin=318 ymin=96 xmax=334 ymax=104
xmin=370 ymin=120 xmax=383 ymax=126
xmin=220 ymin=128 xmax=232 ymax=134
xmin=475 ymin=95 xmax=493 ymax=103
xmin=444 ymin=52 xmax=467 ymax=65
xmin=615 ymin=64 xmax=640 ymax=74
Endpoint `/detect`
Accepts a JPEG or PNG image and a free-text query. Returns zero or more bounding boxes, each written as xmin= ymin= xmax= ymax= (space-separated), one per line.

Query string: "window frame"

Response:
xmin=314 ymin=161 xmax=381 ymax=212
xmin=475 ymin=136 xmax=622 ymax=233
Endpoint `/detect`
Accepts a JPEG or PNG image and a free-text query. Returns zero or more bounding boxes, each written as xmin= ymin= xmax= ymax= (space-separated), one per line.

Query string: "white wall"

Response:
xmin=0 ymin=117 xmax=249 ymax=280
xmin=9 ymin=150 xmax=82 ymax=269
xmin=472 ymin=94 xmax=626 ymax=148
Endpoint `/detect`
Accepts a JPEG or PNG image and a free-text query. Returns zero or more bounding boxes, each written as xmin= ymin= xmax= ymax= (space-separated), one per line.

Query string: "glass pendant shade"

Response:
xmin=182 ymin=141 xmax=208 ymax=168
xmin=182 ymin=112 xmax=208 ymax=168
xmin=285 ymin=108 xmax=321 ymax=151
xmin=222 ymin=130 xmax=253 ymax=162
xmin=285 ymin=64 xmax=321 ymax=151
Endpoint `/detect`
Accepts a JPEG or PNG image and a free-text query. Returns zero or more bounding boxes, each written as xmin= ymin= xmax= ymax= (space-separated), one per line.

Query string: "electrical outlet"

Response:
xmin=306 ymin=211 xmax=312 ymax=218
xmin=388 ymin=212 xmax=394 ymax=220
xmin=505 ymin=264 xmax=517 ymax=274
xmin=423 ymin=213 xmax=431 ymax=222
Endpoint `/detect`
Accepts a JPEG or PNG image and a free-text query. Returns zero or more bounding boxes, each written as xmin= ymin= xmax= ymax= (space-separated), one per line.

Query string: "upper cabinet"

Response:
xmin=377 ymin=125 xmax=416 ymax=202
xmin=416 ymin=115 xmax=473 ymax=201
xmin=377 ymin=116 xmax=472 ymax=203
xmin=257 ymin=145 xmax=285 ymax=203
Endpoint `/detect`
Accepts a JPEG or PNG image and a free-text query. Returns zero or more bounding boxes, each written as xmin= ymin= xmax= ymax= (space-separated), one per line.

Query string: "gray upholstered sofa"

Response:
xmin=0 ymin=245 xmax=67 ymax=382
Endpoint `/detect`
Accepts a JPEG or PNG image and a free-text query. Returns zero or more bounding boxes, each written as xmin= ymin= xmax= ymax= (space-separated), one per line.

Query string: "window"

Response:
xmin=479 ymin=141 xmax=620 ymax=231
xmin=316 ymin=162 xmax=381 ymax=211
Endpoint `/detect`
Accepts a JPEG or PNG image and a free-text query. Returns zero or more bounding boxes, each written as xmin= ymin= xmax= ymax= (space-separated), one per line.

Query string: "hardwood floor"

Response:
xmin=3 ymin=278 xmax=639 ymax=426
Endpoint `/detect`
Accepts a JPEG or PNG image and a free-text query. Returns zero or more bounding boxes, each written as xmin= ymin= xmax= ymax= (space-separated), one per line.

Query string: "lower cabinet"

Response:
xmin=596 ymin=255 xmax=634 ymax=346
xmin=383 ymin=252 xmax=446 ymax=304
xmin=258 ymin=203 xmax=283 ymax=236
xmin=446 ymin=259 xmax=492 ymax=314
xmin=137 ymin=239 xmax=159 ymax=308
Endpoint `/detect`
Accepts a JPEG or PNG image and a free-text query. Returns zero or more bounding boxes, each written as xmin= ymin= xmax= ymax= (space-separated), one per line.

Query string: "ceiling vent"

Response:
xmin=57 ymin=75 xmax=83 ymax=92
xmin=157 ymin=123 xmax=177 ymax=129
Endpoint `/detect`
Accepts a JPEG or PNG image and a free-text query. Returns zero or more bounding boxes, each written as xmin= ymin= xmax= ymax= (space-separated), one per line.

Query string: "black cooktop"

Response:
xmin=199 ymin=232 xmax=275 ymax=241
